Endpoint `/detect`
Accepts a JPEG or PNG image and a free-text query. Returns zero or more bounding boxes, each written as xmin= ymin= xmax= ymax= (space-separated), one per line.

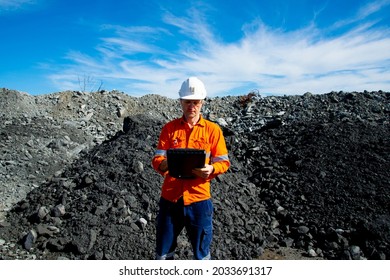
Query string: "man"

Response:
xmin=152 ymin=77 xmax=230 ymax=260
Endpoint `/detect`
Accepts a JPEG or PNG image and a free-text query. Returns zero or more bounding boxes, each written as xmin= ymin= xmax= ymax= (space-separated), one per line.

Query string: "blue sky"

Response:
xmin=0 ymin=0 xmax=389 ymax=98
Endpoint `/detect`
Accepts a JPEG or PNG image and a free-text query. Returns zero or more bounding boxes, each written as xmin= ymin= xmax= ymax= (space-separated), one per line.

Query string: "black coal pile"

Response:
xmin=0 ymin=90 xmax=389 ymax=260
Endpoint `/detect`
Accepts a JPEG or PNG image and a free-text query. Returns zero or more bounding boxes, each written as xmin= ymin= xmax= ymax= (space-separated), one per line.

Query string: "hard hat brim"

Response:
xmin=179 ymin=94 xmax=205 ymax=100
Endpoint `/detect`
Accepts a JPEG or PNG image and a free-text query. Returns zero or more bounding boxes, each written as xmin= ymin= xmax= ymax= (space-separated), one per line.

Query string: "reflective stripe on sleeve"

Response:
xmin=154 ymin=149 xmax=167 ymax=157
xmin=211 ymin=154 xmax=229 ymax=163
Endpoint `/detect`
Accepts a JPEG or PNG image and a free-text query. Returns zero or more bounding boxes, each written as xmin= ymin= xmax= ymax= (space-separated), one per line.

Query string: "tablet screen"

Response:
xmin=167 ymin=148 xmax=206 ymax=179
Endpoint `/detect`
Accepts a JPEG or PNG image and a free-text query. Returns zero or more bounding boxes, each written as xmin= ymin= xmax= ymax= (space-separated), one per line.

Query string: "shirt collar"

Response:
xmin=180 ymin=114 xmax=205 ymax=127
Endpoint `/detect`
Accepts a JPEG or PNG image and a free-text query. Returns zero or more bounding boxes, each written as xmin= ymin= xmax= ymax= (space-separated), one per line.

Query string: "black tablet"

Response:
xmin=167 ymin=148 xmax=206 ymax=179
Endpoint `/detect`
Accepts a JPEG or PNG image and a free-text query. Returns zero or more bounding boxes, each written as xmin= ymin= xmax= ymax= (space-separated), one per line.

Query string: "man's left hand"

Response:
xmin=192 ymin=164 xmax=214 ymax=179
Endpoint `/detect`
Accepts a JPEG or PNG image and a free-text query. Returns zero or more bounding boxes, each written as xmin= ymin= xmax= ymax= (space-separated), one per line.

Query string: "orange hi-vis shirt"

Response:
xmin=152 ymin=115 xmax=230 ymax=205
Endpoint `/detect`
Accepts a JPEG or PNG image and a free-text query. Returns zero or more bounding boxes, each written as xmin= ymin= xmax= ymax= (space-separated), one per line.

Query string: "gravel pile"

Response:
xmin=0 ymin=88 xmax=389 ymax=260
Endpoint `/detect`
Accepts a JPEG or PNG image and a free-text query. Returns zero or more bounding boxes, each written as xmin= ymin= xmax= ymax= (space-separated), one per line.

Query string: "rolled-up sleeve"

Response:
xmin=209 ymin=125 xmax=230 ymax=177
xmin=152 ymin=125 xmax=170 ymax=176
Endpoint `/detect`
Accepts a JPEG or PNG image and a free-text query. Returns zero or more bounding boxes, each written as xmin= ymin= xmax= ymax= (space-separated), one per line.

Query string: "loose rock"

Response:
xmin=0 ymin=89 xmax=389 ymax=260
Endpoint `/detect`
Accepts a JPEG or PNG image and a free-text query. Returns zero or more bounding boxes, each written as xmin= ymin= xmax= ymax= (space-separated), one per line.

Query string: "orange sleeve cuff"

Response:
xmin=152 ymin=155 xmax=168 ymax=176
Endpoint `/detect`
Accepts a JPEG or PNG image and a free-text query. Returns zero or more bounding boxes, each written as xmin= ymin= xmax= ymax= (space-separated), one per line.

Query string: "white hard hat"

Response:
xmin=178 ymin=77 xmax=207 ymax=100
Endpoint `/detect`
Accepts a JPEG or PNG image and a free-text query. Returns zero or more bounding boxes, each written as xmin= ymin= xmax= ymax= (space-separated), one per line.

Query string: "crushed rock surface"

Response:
xmin=0 ymin=88 xmax=389 ymax=260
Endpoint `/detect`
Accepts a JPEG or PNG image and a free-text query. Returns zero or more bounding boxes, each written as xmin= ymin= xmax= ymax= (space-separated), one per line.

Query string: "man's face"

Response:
xmin=180 ymin=99 xmax=203 ymax=119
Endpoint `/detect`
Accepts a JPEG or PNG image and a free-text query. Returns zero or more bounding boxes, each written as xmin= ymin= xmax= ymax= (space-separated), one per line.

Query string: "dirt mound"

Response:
xmin=0 ymin=89 xmax=389 ymax=260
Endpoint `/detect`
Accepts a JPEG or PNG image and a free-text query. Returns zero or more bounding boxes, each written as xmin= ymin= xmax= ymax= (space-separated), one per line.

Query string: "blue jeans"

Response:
xmin=155 ymin=197 xmax=213 ymax=260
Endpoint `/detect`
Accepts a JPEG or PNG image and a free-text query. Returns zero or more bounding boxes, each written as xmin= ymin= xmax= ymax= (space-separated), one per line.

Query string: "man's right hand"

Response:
xmin=159 ymin=159 xmax=168 ymax=172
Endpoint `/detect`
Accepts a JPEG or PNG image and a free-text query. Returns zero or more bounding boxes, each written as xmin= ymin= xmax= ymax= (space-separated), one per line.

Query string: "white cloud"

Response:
xmin=356 ymin=0 xmax=390 ymax=19
xmin=328 ymin=0 xmax=390 ymax=34
xmin=0 ymin=0 xmax=36 ymax=11
xmin=49 ymin=1 xmax=390 ymax=98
